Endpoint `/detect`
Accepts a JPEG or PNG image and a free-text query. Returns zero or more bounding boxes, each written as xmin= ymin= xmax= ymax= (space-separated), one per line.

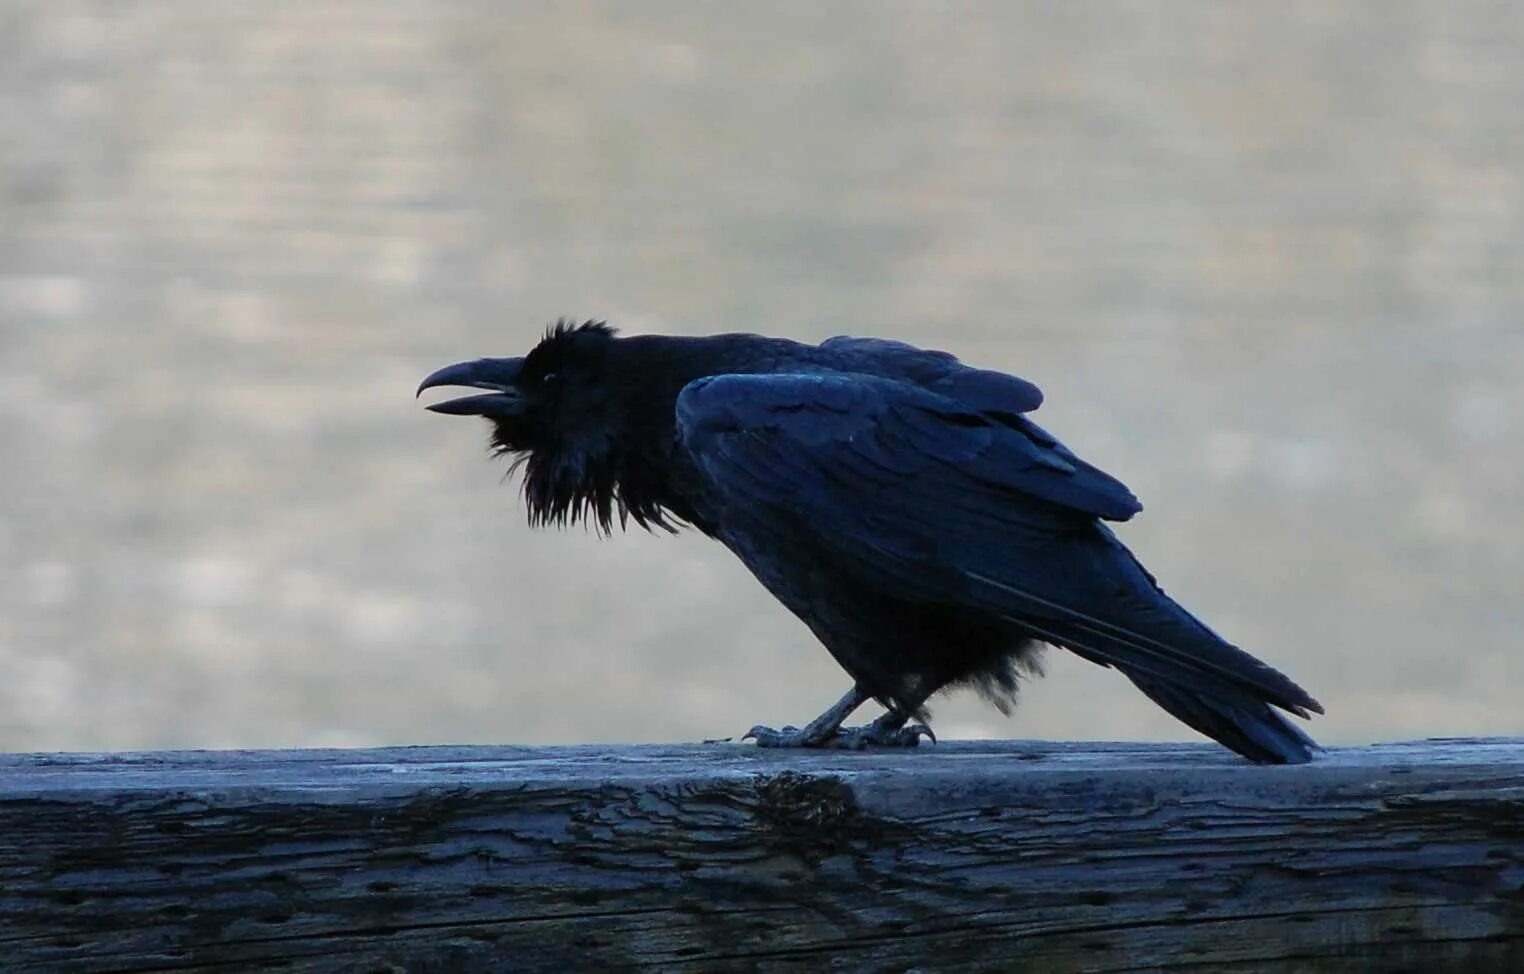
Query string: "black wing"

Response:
xmin=676 ymin=371 xmax=1321 ymax=763
xmin=680 ymin=370 xmax=1139 ymax=525
xmin=820 ymin=335 xmax=1046 ymax=415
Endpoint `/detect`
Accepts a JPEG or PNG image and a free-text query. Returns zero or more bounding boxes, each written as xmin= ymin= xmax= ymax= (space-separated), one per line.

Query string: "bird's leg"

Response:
xmin=743 ymin=686 xmax=869 ymax=748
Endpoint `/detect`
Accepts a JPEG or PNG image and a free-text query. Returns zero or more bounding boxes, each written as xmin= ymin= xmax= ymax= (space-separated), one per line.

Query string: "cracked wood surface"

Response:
xmin=0 ymin=739 xmax=1521 ymax=972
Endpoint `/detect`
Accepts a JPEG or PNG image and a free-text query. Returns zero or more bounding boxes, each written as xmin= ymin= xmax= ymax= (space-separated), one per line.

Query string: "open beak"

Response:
xmin=417 ymin=357 xmax=527 ymax=417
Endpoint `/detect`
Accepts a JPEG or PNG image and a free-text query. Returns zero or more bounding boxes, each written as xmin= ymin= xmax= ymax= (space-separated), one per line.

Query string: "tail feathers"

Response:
xmin=967 ymin=570 xmax=1323 ymax=720
xmin=1047 ymin=622 xmax=1321 ymax=763
xmin=1126 ymin=673 xmax=1319 ymax=765
xmin=962 ymin=561 xmax=1322 ymax=764
xmin=972 ymin=588 xmax=1322 ymax=763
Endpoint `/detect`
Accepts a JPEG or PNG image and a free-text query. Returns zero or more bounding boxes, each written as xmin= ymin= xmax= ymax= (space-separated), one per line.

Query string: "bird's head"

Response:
xmin=419 ymin=319 xmax=639 ymax=530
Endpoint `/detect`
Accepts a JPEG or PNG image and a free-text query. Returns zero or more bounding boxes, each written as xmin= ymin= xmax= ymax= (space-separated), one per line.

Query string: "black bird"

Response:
xmin=419 ymin=321 xmax=1323 ymax=763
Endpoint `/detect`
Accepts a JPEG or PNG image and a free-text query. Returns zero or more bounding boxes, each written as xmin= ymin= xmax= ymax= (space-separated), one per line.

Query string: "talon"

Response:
xmin=882 ymin=728 xmax=921 ymax=748
xmin=742 ymin=723 xmax=848 ymax=749
xmin=904 ymin=723 xmax=936 ymax=745
xmin=744 ymin=724 xmax=818 ymax=748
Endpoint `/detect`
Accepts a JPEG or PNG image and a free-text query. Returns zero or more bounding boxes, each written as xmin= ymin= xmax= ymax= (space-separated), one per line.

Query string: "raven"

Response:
xmin=419 ymin=321 xmax=1323 ymax=763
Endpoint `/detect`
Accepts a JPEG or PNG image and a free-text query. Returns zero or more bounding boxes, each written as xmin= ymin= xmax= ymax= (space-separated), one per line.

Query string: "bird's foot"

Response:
xmin=743 ymin=724 xmax=833 ymax=748
xmin=742 ymin=721 xmax=935 ymax=749
xmin=837 ymin=721 xmax=935 ymax=749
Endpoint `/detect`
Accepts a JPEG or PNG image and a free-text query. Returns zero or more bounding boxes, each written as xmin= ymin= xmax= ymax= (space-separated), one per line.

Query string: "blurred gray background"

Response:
xmin=2 ymin=1 xmax=1520 ymax=752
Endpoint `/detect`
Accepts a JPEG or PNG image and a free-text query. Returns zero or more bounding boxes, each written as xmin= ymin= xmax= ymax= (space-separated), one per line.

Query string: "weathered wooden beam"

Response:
xmin=0 ymin=739 xmax=1520 ymax=972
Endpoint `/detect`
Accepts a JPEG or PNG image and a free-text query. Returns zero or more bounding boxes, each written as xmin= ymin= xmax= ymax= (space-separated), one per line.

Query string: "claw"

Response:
xmin=903 ymin=723 xmax=937 ymax=745
xmin=744 ymin=724 xmax=821 ymax=748
xmin=741 ymin=716 xmax=934 ymax=750
xmin=833 ymin=721 xmax=935 ymax=749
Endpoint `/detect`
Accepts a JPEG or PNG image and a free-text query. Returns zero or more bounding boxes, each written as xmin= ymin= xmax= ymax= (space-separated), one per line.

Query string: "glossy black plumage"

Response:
xmin=420 ymin=322 xmax=1323 ymax=763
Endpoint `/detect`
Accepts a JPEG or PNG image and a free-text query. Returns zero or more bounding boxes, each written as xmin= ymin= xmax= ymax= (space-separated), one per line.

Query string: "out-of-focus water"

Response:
xmin=1 ymin=2 xmax=1520 ymax=751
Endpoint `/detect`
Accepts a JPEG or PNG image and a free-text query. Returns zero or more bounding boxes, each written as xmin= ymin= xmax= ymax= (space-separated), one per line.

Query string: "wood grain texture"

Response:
xmin=0 ymin=739 xmax=1521 ymax=972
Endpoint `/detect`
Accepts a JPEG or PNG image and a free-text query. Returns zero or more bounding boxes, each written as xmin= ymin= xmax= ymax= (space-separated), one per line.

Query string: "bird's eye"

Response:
xmin=542 ymin=371 xmax=560 ymax=385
